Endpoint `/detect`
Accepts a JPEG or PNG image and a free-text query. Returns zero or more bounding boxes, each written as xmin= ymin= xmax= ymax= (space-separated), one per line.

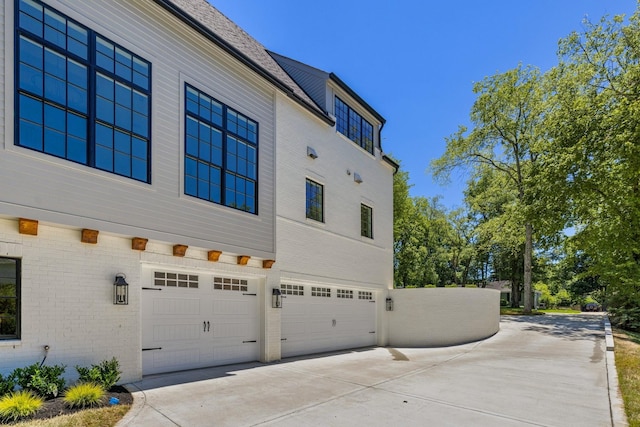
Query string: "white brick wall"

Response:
xmin=0 ymin=218 xmax=141 ymax=383
xmin=0 ymin=217 xmax=282 ymax=381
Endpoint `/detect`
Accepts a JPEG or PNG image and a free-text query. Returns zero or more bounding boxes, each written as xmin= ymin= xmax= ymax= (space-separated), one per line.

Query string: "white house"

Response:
xmin=0 ymin=0 xmax=396 ymax=382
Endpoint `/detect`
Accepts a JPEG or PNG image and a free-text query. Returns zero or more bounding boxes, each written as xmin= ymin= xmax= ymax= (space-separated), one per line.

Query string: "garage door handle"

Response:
xmin=203 ymin=321 xmax=206 ymax=332
xmin=142 ymin=287 xmax=162 ymax=291
xmin=207 ymin=321 xmax=210 ymax=332
xmin=369 ymin=331 xmax=376 ymax=334
xmin=281 ymin=338 xmax=287 ymax=341
xmin=142 ymin=347 xmax=162 ymax=351
xmin=243 ymin=340 xmax=257 ymax=343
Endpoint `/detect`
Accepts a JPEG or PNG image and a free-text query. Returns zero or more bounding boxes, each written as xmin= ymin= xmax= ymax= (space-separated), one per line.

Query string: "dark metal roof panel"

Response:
xmin=269 ymin=51 xmax=330 ymax=113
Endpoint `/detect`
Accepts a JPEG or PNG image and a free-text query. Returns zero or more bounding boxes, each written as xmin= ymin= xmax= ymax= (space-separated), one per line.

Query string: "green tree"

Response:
xmin=393 ymin=166 xmax=464 ymax=287
xmin=538 ymin=10 xmax=640 ymax=327
xmin=432 ymin=65 xmax=546 ymax=312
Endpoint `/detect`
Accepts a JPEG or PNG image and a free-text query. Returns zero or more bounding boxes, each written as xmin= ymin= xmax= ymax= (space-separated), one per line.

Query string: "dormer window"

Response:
xmin=335 ymin=97 xmax=374 ymax=154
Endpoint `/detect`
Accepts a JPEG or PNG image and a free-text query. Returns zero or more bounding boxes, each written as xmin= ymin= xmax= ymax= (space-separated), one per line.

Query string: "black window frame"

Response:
xmin=335 ymin=96 xmax=374 ymax=154
xmin=361 ymin=203 xmax=373 ymax=239
xmin=15 ymin=0 xmax=152 ymax=183
xmin=305 ymin=178 xmax=324 ymax=222
xmin=184 ymin=83 xmax=259 ymax=214
xmin=0 ymin=257 xmax=21 ymax=341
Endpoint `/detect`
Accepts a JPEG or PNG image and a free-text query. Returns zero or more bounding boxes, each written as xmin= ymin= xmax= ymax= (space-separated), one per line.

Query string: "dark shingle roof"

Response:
xmin=153 ymin=0 xmax=331 ymax=123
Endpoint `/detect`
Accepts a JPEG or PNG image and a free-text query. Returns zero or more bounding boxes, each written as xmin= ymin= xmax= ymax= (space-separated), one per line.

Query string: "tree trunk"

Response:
xmin=523 ymin=223 xmax=533 ymax=314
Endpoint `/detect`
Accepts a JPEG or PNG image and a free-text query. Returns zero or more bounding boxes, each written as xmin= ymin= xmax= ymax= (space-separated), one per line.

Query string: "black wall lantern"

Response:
xmin=272 ymin=288 xmax=282 ymax=308
xmin=386 ymin=297 xmax=394 ymax=311
xmin=114 ymin=273 xmax=129 ymax=305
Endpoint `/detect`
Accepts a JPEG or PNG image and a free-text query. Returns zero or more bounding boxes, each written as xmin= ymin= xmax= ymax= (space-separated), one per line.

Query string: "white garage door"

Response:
xmin=142 ymin=271 xmax=259 ymax=375
xmin=281 ymin=284 xmax=377 ymax=358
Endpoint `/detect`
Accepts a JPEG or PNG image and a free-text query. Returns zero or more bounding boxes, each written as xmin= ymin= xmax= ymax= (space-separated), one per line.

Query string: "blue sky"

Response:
xmin=209 ymin=0 xmax=637 ymax=209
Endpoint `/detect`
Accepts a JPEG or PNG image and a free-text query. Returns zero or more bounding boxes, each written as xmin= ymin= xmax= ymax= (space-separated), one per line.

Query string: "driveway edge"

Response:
xmin=115 ymin=383 xmax=147 ymax=427
xmin=604 ymin=315 xmax=629 ymax=427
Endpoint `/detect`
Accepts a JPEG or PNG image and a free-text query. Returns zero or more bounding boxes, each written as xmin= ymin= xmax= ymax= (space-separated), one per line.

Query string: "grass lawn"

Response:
xmin=613 ymin=328 xmax=640 ymax=427
xmin=12 ymin=404 xmax=130 ymax=427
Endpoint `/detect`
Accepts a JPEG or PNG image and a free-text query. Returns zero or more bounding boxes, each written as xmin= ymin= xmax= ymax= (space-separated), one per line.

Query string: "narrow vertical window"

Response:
xmin=306 ymin=179 xmax=324 ymax=222
xmin=361 ymin=204 xmax=373 ymax=238
xmin=0 ymin=258 xmax=20 ymax=340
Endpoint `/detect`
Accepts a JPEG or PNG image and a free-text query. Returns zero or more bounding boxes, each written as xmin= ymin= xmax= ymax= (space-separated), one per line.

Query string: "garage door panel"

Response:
xmin=153 ymin=323 xmax=202 ymax=342
xmin=153 ymin=297 xmax=201 ymax=316
xmin=281 ymin=284 xmax=377 ymax=358
xmin=147 ymin=347 xmax=202 ymax=372
xmin=213 ymin=322 xmax=254 ymax=338
xmin=213 ymin=343 xmax=257 ymax=363
xmin=282 ymin=321 xmax=306 ymax=336
xmin=212 ymin=299 xmax=250 ymax=316
xmin=142 ymin=270 xmax=260 ymax=375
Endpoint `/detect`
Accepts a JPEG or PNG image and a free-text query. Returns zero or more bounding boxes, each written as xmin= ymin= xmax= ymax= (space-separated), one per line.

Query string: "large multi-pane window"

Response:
xmin=16 ymin=0 xmax=151 ymax=182
xmin=335 ymin=96 xmax=374 ymax=154
xmin=361 ymin=204 xmax=373 ymax=238
xmin=185 ymin=84 xmax=258 ymax=214
xmin=306 ymin=178 xmax=324 ymax=222
xmin=0 ymin=258 xmax=20 ymax=340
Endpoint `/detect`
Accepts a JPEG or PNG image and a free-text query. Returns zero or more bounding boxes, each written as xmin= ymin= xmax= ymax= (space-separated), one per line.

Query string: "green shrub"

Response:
xmin=444 ymin=284 xmax=458 ymax=288
xmin=63 ymin=382 xmax=105 ymax=408
xmin=500 ymin=299 xmax=509 ymax=306
xmin=609 ymin=306 xmax=640 ymax=332
xmin=76 ymin=358 xmax=121 ymax=391
xmin=0 ymin=373 xmax=15 ymax=397
xmin=13 ymin=363 xmax=66 ymax=399
xmin=0 ymin=390 xmax=43 ymax=422
xmin=424 ymin=285 xmax=437 ymax=288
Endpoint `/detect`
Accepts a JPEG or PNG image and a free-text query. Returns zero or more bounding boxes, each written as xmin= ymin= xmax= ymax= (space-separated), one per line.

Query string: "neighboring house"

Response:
xmin=0 ymin=0 xmax=395 ymax=381
xmin=487 ymin=281 xmax=541 ymax=309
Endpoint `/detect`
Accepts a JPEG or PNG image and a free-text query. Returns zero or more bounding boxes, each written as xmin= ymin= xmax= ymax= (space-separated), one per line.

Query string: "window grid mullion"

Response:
xmin=221 ymin=104 xmax=228 ymax=208
xmin=87 ymin=29 xmax=97 ymax=168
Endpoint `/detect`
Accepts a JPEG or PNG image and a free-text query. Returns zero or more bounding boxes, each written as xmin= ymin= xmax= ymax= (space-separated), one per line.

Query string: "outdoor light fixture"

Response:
xmin=114 ymin=273 xmax=129 ymax=305
xmin=353 ymin=172 xmax=363 ymax=184
xmin=386 ymin=297 xmax=394 ymax=311
xmin=307 ymin=146 xmax=318 ymax=159
xmin=272 ymin=288 xmax=282 ymax=308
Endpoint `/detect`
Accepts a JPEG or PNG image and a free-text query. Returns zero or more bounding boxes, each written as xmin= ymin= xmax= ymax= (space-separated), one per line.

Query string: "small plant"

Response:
xmin=76 ymin=357 xmax=121 ymax=391
xmin=0 ymin=373 xmax=15 ymax=397
xmin=13 ymin=363 xmax=66 ymax=398
xmin=0 ymin=390 xmax=43 ymax=422
xmin=63 ymin=382 xmax=105 ymax=408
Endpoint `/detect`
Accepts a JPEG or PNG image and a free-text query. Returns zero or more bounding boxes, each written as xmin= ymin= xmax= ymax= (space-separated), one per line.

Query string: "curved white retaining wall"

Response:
xmin=387 ymin=288 xmax=500 ymax=347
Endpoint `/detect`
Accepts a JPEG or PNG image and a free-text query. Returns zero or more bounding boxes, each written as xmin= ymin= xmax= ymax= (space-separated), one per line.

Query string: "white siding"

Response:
xmin=1 ymin=0 xmax=276 ymax=258
xmin=275 ymin=92 xmax=394 ymax=291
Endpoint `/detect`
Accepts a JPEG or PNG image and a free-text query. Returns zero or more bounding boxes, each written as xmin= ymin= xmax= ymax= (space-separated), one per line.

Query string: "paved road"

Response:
xmin=121 ymin=314 xmax=620 ymax=427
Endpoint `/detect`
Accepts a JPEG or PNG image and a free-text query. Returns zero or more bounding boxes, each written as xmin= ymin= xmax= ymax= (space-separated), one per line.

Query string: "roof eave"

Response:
xmin=152 ymin=0 xmax=334 ymax=126
xmin=382 ymin=155 xmax=399 ymax=174
xmin=329 ymin=73 xmax=385 ymax=125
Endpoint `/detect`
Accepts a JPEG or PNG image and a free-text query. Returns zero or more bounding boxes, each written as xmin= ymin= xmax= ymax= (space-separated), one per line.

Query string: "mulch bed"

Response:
xmin=2 ymin=386 xmax=132 ymax=424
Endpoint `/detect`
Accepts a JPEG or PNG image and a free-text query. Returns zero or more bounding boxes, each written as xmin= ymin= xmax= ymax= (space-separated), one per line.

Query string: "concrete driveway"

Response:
xmin=119 ymin=314 xmax=625 ymax=427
